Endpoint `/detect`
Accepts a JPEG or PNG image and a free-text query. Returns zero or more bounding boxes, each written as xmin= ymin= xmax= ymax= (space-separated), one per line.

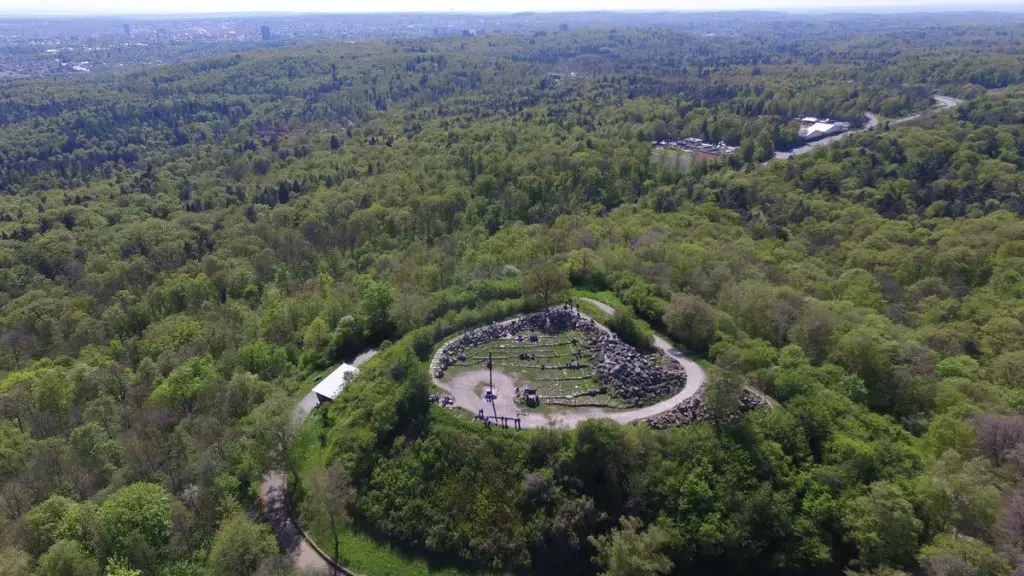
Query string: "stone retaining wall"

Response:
xmin=432 ymin=307 xmax=686 ymax=406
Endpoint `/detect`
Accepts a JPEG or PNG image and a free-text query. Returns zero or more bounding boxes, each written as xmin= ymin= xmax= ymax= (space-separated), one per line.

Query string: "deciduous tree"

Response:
xmin=522 ymin=261 xmax=571 ymax=308
xmin=98 ymin=483 xmax=172 ymax=565
xmin=588 ymin=516 xmax=673 ymax=576
xmin=36 ymin=540 xmax=99 ymax=576
xmin=207 ymin=512 xmax=279 ymax=576
xmin=301 ymin=462 xmax=355 ymax=565
xmin=150 ymin=357 xmax=218 ymax=414
xmin=662 ymin=292 xmax=717 ymax=354
xmin=841 ymin=481 xmax=921 ymax=570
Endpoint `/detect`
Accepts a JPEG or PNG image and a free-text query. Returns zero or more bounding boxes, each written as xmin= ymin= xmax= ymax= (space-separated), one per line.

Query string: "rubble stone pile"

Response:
xmin=432 ymin=307 xmax=687 ymax=406
xmin=646 ymin=388 xmax=767 ymax=429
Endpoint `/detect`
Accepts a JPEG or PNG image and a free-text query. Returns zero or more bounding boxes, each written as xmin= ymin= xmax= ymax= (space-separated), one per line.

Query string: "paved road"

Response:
xmin=260 ymin=350 xmax=379 ymax=576
xmin=433 ymin=300 xmax=708 ymax=429
xmin=885 ymin=94 xmax=962 ymax=128
xmin=771 ymin=94 xmax=960 ymax=161
xmin=260 ymin=471 xmax=334 ymax=575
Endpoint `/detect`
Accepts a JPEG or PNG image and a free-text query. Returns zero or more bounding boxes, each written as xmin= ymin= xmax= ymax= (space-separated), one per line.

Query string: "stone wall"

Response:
xmin=432 ymin=307 xmax=687 ymax=407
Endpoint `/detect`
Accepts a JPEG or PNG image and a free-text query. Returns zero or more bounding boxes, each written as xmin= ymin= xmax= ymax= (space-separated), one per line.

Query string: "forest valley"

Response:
xmin=0 ymin=12 xmax=1023 ymax=576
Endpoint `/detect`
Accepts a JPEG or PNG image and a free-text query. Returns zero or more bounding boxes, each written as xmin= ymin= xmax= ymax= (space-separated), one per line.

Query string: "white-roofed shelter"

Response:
xmin=312 ymin=363 xmax=359 ymax=405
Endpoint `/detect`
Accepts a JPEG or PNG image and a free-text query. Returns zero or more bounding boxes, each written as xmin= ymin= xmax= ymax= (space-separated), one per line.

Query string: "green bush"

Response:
xmin=606 ymin=310 xmax=654 ymax=351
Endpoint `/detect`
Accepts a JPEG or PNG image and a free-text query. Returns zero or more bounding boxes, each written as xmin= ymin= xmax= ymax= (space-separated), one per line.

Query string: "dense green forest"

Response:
xmin=0 ymin=13 xmax=1024 ymax=576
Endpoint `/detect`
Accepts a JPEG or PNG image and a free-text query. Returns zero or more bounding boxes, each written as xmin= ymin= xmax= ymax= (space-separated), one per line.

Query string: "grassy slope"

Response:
xmin=293 ymin=409 xmax=483 ymax=576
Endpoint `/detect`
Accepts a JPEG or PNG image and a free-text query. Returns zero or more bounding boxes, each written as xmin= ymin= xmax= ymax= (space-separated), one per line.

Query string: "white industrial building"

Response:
xmin=796 ymin=117 xmax=852 ymax=141
xmin=311 ymin=363 xmax=360 ymax=404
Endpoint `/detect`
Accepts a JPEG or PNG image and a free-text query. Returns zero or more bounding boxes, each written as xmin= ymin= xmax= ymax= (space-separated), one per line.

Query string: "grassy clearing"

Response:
xmin=317 ymin=525 xmax=482 ymax=576
xmin=442 ymin=329 xmax=606 ymax=399
xmin=650 ymin=147 xmax=692 ymax=171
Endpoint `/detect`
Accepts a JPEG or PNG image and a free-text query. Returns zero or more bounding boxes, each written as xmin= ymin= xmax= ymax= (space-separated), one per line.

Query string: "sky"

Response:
xmin=1 ymin=0 xmax=1022 ymax=15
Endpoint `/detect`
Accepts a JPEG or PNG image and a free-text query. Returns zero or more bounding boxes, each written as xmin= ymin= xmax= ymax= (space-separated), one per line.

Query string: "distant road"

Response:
xmin=932 ymin=95 xmax=962 ymax=109
xmin=771 ymin=94 xmax=961 ymax=161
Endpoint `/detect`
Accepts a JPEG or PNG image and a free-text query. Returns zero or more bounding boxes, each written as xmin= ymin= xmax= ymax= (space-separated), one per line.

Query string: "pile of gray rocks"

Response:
xmin=646 ymin=388 xmax=767 ymax=429
xmin=432 ymin=307 xmax=687 ymax=407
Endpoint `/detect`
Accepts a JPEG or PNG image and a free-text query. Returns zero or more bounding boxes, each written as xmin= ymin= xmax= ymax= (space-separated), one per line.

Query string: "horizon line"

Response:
xmin=1 ymin=5 xmax=1023 ymax=17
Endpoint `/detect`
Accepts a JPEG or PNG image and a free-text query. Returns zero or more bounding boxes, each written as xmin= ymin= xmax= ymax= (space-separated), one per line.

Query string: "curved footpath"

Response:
xmin=259 ymin=349 xmax=378 ymax=576
xmin=433 ymin=299 xmax=708 ymax=429
xmin=771 ymin=94 xmax=961 ymax=161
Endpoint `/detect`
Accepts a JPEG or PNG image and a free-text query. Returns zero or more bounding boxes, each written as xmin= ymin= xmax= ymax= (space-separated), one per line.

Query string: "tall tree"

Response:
xmin=703 ymin=372 xmax=744 ymax=431
xmin=98 ymin=483 xmax=173 ymax=567
xmin=104 ymin=557 xmax=143 ymax=576
xmin=24 ymin=495 xmax=84 ymax=555
xmin=36 ymin=540 xmax=99 ymax=576
xmin=207 ymin=512 xmax=279 ymax=576
xmin=588 ymin=516 xmax=673 ymax=576
xmin=662 ymin=292 xmax=717 ymax=354
xmin=301 ymin=462 xmax=355 ymax=565
xmin=522 ymin=261 xmax=571 ymax=308
xmin=0 ymin=547 xmax=31 ymax=576
xmin=842 ymin=481 xmax=922 ymax=570
xmin=358 ymin=277 xmax=395 ymax=341
xmin=149 ymin=357 xmax=219 ymax=414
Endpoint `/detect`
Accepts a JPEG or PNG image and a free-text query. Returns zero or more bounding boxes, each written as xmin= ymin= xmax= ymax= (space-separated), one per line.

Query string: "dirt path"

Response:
xmin=433 ymin=300 xmax=708 ymax=429
xmin=352 ymin=349 xmax=379 ymax=367
xmin=771 ymin=95 xmax=960 ymax=161
xmin=260 ymin=350 xmax=379 ymax=575
xmin=581 ymin=298 xmax=616 ymax=315
xmin=259 ymin=471 xmax=334 ymax=575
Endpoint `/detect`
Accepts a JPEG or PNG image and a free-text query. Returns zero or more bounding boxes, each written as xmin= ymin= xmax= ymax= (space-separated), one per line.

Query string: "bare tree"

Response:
xmin=301 ymin=462 xmax=355 ymax=565
xmin=0 ymin=481 xmax=31 ymax=520
xmin=975 ymin=414 xmax=1024 ymax=467
xmin=1003 ymin=481 xmax=1024 ymax=556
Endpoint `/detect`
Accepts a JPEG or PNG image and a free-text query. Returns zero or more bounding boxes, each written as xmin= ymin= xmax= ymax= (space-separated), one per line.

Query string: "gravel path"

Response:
xmin=582 ymin=298 xmax=616 ymax=315
xmin=259 ymin=471 xmax=334 ymax=575
xmin=433 ymin=300 xmax=708 ymax=429
xmin=260 ymin=350 xmax=379 ymax=576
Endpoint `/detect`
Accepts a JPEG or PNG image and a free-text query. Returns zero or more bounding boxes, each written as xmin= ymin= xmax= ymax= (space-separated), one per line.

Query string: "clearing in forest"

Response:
xmin=441 ymin=328 xmax=620 ymax=408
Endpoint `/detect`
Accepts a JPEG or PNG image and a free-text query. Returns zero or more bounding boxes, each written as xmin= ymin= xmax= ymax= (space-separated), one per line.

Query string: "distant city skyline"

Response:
xmin=1 ymin=0 xmax=1022 ymax=16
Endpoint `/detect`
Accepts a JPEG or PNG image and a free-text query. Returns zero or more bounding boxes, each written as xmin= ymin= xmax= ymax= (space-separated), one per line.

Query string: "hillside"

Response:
xmin=0 ymin=15 xmax=1023 ymax=576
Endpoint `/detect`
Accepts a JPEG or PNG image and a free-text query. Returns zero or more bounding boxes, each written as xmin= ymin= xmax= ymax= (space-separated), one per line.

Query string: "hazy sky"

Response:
xmin=1 ymin=0 xmax=1022 ymax=15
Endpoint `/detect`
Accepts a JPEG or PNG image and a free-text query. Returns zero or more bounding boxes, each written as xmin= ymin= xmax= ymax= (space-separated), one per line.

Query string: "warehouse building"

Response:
xmin=311 ymin=363 xmax=360 ymax=405
xmin=797 ymin=117 xmax=852 ymax=141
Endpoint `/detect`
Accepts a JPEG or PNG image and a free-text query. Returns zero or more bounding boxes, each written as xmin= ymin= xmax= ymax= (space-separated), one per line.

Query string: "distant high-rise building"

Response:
xmin=123 ymin=23 xmax=132 ymax=37
xmin=260 ymin=25 xmax=271 ymax=41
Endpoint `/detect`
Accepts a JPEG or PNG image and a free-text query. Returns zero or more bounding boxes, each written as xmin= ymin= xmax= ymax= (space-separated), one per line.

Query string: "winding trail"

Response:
xmin=259 ymin=350 xmax=378 ymax=576
xmin=771 ymin=94 xmax=961 ymax=161
xmin=433 ymin=299 xmax=708 ymax=429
